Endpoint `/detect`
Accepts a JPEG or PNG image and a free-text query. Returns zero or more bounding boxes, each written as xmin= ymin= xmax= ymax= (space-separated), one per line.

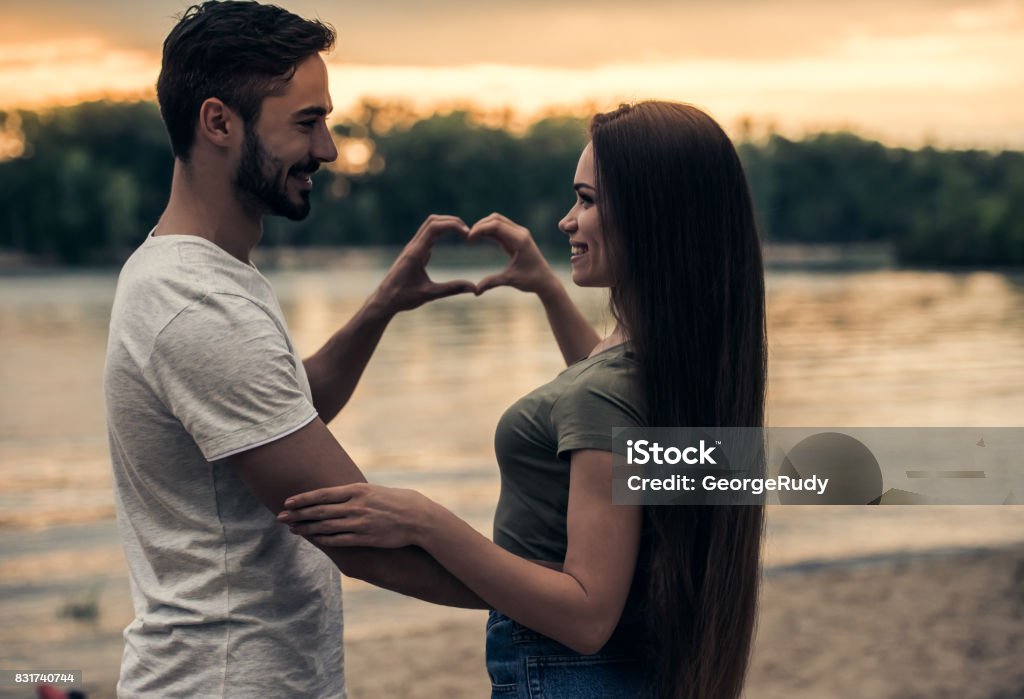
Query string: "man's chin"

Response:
xmin=269 ymin=192 xmax=312 ymax=221
xmin=279 ymin=203 xmax=311 ymax=221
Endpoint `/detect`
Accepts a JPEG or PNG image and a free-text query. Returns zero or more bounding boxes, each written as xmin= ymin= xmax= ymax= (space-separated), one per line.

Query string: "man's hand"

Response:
xmin=468 ymin=213 xmax=559 ymax=296
xmin=370 ymin=215 xmax=477 ymax=316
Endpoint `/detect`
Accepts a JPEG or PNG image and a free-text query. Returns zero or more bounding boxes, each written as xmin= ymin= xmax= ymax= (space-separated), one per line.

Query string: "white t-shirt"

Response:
xmin=104 ymin=233 xmax=344 ymax=698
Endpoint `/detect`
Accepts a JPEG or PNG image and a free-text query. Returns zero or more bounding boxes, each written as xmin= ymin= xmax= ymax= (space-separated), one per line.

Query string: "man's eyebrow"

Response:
xmin=293 ymin=106 xmax=332 ymax=118
xmin=574 ymin=183 xmax=597 ymax=193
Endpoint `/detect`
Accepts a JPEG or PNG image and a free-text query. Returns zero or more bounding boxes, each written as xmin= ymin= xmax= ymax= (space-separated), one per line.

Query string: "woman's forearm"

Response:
xmin=535 ymin=276 xmax=601 ymax=365
xmin=279 ymin=463 xmax=638 ymax=651
xmin=413 ymin=504 xmax=624 ymax=655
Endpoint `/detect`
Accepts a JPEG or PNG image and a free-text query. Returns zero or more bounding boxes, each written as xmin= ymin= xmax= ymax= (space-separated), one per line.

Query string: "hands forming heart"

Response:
xmin=468 ymin=213 xmax=560 ymax=296
xmin=372 ymin=213 xmax=558 ymax=316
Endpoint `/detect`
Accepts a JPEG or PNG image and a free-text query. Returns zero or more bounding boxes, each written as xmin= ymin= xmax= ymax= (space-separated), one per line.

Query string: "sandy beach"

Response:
xmin=342 ymin=545 xmax=1024 ymax=699
xmin=3 ymin=544 xmax=1021 ymax=699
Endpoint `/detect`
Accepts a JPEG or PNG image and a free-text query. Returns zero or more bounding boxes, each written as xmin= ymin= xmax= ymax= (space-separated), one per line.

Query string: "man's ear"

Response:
xmin=197 ymin=97 xmax=241 ymax=149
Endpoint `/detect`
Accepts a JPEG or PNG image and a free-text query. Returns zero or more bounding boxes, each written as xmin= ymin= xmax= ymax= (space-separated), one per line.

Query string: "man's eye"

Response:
xmin=298 ymin=121 xmax=316 ymax=129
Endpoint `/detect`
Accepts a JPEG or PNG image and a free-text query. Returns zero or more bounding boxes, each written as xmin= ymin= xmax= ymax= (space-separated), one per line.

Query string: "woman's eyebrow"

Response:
xmin=574 ymin=183 xmax=597 ymax=193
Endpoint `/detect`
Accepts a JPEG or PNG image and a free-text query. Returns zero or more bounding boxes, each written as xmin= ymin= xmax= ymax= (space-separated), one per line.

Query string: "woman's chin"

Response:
xmin=570 ymin=270 xmax=610 ymax=288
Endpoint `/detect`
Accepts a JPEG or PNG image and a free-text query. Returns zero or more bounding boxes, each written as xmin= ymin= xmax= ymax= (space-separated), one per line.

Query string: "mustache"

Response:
xmin=289 ymin=161 xmax=320 ymax=176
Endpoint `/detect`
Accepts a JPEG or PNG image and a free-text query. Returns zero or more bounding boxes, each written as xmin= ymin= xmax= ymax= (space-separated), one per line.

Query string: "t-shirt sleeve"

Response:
xmin=550 ymin=359 xmax=645 ymax=460
xmin=143 ymin=292 xmax=318 ymax=462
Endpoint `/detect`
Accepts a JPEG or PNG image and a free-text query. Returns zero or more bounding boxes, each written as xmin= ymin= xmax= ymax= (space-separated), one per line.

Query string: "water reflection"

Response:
xmin=766 ymin=270 xmax=1024 ymax=426
xmin=2 ymin=266 xmax=1023 ymax=523
xmin=1 ymin=266 xmax=1023 ymax=697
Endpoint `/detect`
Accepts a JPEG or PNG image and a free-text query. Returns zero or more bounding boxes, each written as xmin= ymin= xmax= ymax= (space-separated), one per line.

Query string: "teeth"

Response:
xmin=570 ymin=244 xmax=587 ymax=256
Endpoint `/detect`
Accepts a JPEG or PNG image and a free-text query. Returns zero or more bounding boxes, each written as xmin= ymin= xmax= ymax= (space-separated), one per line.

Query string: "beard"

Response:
xmin=233 ymin=124 xmax=316 ymax=221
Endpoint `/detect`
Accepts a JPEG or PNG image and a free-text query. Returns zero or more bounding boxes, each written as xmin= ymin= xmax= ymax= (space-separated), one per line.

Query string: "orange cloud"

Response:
xmin=0 ymin=17 xmax=1021 ymax=150
xmin=0 ymin=38 xmax=157 ymax=109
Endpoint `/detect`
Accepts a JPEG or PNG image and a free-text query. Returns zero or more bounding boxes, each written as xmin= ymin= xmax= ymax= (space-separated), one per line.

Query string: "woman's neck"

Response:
xmin=587 ymin=325 xmax=629 ymax=358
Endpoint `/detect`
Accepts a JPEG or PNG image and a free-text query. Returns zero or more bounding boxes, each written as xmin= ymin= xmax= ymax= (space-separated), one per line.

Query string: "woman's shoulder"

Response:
xmin=564 ymin=345 xmax=643 ymax=402
xmin=552 ymin=345 xmax=646 ymax=428
xmin=576 ymin=344 xmax=640 ymax=378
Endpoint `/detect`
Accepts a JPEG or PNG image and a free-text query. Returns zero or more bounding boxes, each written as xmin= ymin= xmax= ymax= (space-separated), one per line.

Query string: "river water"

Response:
xmin=2 ymin=259 xmax=1023 ymax=696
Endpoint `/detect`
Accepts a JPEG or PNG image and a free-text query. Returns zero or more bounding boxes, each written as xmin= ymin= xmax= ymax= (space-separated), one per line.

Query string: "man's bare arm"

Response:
xmin=229 ymin=418 xmax=486 ymax=608
xmin=303 ymin=300 xmax=391 ymax=424
xmin=303 ymin=215 xmax=475 ymax=423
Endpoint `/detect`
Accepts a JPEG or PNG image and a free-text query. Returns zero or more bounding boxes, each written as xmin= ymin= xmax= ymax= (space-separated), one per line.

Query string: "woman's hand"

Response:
xmin=277 ymin=483 xmax=435 ymax=549
xmin=469 ymin=213 xmax=559 ymax=296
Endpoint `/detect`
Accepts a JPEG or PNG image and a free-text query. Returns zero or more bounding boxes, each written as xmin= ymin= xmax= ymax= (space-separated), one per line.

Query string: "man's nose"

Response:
xmin=314 ymin=123 xmax=338 ymax=163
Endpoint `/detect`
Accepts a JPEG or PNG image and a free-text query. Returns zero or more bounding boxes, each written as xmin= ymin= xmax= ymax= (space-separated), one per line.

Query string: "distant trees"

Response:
xmin=739 ymin=134 xmax=1024 ymax=265
xmin=1 ymin=101 xmax=1021 ymax=266
xmin=0 ymin=102 xmax=171 ymax=264
xmin=262 ymin=105 xmax=588 ymax=252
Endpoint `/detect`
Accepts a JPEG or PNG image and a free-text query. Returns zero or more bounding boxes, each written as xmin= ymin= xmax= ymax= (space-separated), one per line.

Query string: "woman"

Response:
xmin=279 ymin=101 xmax=767 ymax=699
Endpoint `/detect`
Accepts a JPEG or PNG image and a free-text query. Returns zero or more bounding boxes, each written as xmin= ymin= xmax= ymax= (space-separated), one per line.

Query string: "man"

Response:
xmin=104 ymin=3 xmax=483 ymax=697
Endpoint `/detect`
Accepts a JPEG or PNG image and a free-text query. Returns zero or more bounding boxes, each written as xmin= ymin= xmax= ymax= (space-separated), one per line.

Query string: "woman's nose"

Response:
xmin=558 ymin=211 xmax=576 ymax=234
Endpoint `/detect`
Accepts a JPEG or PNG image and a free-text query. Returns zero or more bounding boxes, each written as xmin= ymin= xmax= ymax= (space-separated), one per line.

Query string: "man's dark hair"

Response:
xmin=157 ymin=1 xmax=336 ymax=161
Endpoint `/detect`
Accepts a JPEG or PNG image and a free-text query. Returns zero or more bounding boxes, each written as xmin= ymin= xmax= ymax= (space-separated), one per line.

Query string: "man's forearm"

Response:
xmin=319 ymin=543 xmax=488 ymax=609
xmin=303 ymin=296 xmax=393 ymax=423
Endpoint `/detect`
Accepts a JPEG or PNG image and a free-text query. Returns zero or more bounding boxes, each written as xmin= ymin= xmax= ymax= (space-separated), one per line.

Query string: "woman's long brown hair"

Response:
xmin=591 ymin=101 xmax=767 ymax=699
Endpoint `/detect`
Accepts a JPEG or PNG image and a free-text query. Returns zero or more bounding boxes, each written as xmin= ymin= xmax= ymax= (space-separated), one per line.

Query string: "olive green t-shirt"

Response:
xmin=492 ymin=343 xmax=645 ymax=562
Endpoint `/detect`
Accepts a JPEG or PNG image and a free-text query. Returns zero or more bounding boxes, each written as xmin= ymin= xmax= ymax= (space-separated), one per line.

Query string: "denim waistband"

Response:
xmin=485 ymin=610 xmax=654 ymax=698
xmin=486 ymin=609 xmax=646 ymax=654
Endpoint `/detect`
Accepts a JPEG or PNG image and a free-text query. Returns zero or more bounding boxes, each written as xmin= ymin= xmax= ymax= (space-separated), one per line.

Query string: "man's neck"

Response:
xmin=155 ymin=159 xmax=262 ymax=264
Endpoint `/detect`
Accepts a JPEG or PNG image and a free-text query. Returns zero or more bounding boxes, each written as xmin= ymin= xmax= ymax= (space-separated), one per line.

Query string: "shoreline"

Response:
xmin=3 ymin=543 xmax=1020 ymax=699
xmin=346 ymin=543 xmax=1024 ymax=699
xmin=0 ymin=242 xmax=906 ymax=274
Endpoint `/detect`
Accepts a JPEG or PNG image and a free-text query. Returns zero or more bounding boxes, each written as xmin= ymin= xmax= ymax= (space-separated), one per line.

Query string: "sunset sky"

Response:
xmin=1 ymin=0 xmax=1022 ymax=147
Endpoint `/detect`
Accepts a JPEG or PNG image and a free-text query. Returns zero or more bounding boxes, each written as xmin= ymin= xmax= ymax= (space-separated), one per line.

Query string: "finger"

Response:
xmin=413 ymin=214 xmax=463 ymax=237
xmin=310 ymin=533 xmax=371 ymax=548
xmin=467 ymin=220 xmax=523 ymax=253
xmin=412 ymin=215 xmax=470 ymax=247
xmin=279 ymin=502 xmax=354 ymax=523
xmin=467 ymin=217 xmax=510 ymax=240
xmin=474 ymin=272 xmax=510 ymax=295
xmin=471 ymin=212 xmax=516 ymax=229
xmin=406 ymin=219 xmax=470 ymax=263
xmin=427 ymin=279 xmax=477 ymax=300
xmin=287 ymin=517 xmax=354 ymax=536
xmin=283 ymin=484 xmax=363 ymax=510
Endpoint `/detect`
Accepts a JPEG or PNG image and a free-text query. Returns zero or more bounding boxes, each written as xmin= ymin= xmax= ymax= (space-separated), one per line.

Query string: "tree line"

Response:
xmin=0 ymin=100 xmax=1021 ymax=266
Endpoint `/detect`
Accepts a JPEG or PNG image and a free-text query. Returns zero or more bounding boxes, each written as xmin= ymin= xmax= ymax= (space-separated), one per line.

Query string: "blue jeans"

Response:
xmin=485 ymin=610 xmax=654 ymax=698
